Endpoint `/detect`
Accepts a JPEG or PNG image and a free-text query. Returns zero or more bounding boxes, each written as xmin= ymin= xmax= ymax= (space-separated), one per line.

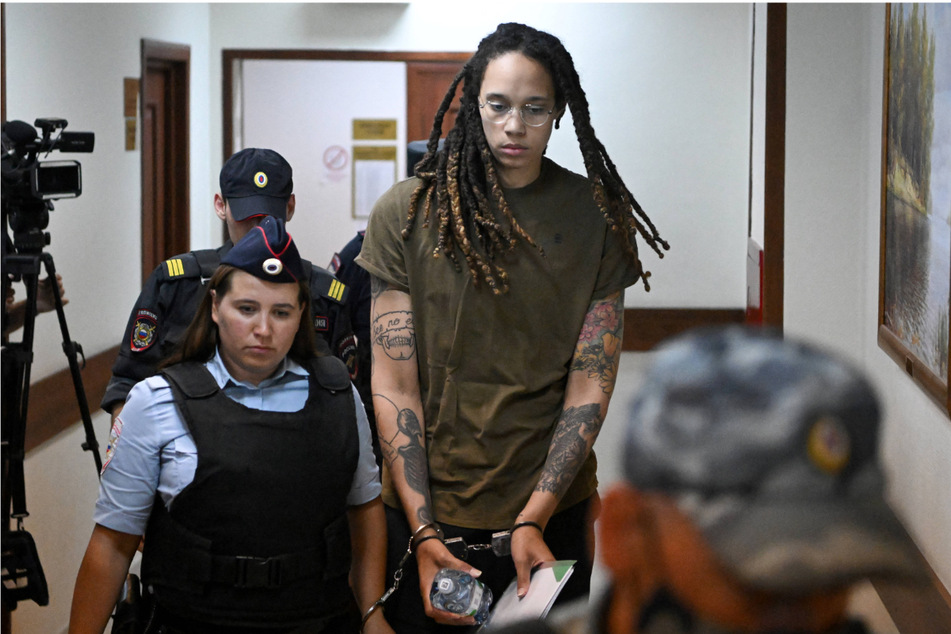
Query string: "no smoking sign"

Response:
xmin=323 ymin=145 xmax=349 ymax=171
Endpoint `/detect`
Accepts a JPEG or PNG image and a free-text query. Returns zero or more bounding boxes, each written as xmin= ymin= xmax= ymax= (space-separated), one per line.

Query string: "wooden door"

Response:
xmin=141 ymin=40 xmax=190 ymax=284
xmin=141 ymin=65 xmax=166 ymax=282
xmin=406 ymin=61 xmax=466 ymax=144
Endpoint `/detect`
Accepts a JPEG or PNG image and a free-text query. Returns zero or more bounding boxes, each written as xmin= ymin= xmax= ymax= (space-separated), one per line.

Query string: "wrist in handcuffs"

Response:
xmin=510 ymin=519 xmax=545 ymax=536
xmin=410 ymin=521 xmax=444 ymax=552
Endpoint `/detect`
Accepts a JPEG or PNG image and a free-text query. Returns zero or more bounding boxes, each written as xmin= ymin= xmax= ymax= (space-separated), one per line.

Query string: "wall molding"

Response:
xmin=621 ymin=308 xmax=746 ymax=351
xmin=24 ymin=308 xmax=747 ymax=451
xmin=23 ymin=345 xmax=117 ymax=453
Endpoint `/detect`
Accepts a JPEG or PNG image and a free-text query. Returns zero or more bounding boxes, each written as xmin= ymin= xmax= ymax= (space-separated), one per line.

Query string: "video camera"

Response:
xmin=2 ymin=118 xmax=94 ymax=253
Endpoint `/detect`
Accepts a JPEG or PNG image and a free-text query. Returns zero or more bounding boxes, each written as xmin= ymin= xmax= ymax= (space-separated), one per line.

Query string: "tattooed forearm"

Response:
xmin=570 ymin=295 xmax=623 ymax=394
xmin=535 ymin=403 xmax=603 ymax=498
xmin=376 ymin=395 xmax=434 ymax=520
xmin=394 ymin=408 xmax=428 ymax=495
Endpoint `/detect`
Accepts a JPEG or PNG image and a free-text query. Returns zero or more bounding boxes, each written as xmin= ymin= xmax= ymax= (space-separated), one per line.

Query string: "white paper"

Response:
xmin=479 ymin=560 xmax=576 ymax=631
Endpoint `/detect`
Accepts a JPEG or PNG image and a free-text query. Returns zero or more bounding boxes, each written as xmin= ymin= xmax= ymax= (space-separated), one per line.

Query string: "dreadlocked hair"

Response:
xmin=405 ymin=22 xmax=669 ymax=294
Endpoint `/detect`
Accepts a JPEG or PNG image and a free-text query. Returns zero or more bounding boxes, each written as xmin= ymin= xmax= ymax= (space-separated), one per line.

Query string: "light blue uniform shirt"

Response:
xmin=95 ymin=350 xmax=382 ymax=536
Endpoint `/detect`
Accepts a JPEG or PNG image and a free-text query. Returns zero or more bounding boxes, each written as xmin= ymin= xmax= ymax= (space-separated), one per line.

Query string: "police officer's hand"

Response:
xmin=511 ymin=522 xmax=554 ymax=599
xmin=417 ymin=538 xmax=482 ymax=626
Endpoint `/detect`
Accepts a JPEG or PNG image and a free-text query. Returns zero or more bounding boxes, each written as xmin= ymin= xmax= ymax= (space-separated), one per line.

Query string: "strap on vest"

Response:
xmin=311 ymin=356 xmax=351 ymax=392
xmin=162 ymin=362 xmax=219 ymax=399
xmin=145 ymin=500 xmax=348 ymax=590
xmin=209 ymin=547 xmax=326 ymax=589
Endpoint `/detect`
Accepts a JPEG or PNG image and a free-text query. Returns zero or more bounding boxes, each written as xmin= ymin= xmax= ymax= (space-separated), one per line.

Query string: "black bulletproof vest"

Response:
xmin=141 ymin=356 xmax=358 ymax=628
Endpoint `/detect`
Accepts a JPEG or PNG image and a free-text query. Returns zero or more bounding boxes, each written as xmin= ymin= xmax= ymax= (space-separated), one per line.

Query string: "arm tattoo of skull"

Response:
xmin=535 ymin=403 xmax=602 ymax=498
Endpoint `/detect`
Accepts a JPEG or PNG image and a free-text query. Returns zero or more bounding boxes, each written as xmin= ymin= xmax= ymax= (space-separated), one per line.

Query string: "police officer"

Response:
xmin=101 ymin=148 xmax=358 ymax=420
xmin=70 ymin=217 xmax=393 ymax=634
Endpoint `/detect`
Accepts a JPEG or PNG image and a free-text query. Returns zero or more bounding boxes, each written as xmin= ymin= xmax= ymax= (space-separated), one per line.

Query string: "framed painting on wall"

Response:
xmin=878 ymin=3 xmax=951 ymax=416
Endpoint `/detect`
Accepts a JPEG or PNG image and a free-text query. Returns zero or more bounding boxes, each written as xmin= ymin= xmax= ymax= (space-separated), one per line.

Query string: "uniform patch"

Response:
xmin=338 ymin=333 xmax=358 ymax=379
xmin=101 ymin=416 xmax=125 ymax=474
xmin=329 ymin=252 xmax=342 ymax=274
xmin=314 ymin=315 xmax=329 ymax=332
xmin=131 ymin=310 xmax=159 ymax=352
xmin=165 ymin=258 xmax=185 ymax=277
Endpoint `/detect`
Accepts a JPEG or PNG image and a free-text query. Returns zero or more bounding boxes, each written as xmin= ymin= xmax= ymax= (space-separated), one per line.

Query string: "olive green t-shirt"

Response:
xmin=357 ymin=158 xmax=641 ymax=528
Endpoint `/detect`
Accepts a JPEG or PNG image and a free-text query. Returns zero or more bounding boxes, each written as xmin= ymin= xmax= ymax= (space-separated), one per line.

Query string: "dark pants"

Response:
xmin=146 ymin=597 xmax=361 ymax=634
xmin=382 ymin=498 xmax=595 ymax=634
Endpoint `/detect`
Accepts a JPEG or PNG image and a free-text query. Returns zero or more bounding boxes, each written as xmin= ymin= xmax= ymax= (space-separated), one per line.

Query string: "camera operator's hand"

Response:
xmin=3 ymin=274 xmax=68 ymax=337
xmin=36 ymin=274 xmax=68 ymax=313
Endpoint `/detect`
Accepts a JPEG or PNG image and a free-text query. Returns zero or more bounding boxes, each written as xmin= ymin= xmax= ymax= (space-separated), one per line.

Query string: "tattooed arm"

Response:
xmin=368 ymin=275 xmax=479 ymax=625
xmin=510 ymin=290 xmax=625 ymax=597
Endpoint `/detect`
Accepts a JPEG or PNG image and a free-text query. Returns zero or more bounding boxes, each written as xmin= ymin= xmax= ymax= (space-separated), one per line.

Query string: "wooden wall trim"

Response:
xmin=24 ymin=345 xmax=117 ymax=454
xmin=25 ymin=309 xmax=746 ymax=451
xmin=622 ymin=308 xmax=746 ymax=351
xmin=872 ymin=529 xmax=951 ymax=633
xmin=763 ymin=3 xmax=786 ymax=329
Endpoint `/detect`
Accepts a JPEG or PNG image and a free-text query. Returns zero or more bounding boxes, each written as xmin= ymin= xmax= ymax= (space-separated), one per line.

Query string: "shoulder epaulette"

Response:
xmin=159 ymin=252 xmax=203 ymax=280
xmin=157 ymin=249 xmax=222 ymax=282
xmin=305 ymin=261 xmax=349 ymax=304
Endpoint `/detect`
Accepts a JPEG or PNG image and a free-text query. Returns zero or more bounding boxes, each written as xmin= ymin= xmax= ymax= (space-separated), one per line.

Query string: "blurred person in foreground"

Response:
xmin=496 ymin=327 xmax=923 ymax=634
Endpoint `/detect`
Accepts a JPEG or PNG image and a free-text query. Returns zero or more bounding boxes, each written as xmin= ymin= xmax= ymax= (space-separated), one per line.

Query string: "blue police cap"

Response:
xmin=221 ymin=216 xmax=304 ymax=283
xmin=220 ymin=148 xmax=293 ymax=222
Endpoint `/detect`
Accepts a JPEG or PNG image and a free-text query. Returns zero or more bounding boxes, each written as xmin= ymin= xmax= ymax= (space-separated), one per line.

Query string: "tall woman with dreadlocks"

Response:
xmin=357 ymin=22 xmax=668 ymax=632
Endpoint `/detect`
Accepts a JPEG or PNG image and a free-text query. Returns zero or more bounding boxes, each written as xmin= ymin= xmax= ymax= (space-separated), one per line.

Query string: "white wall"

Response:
xmin=4 ymin=4 xmax=211 ymax=632
xmin=239 ymin=59 xmax=408 ymax=268
xmin=784 ymin=3 xmax=951 ymax=594
xmin=209 ymin=2 xmax=753 ymax=310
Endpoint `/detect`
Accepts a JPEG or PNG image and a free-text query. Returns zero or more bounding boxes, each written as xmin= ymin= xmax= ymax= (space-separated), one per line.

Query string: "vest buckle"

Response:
xmin=234 ymin=555 xmax=281 ymax=588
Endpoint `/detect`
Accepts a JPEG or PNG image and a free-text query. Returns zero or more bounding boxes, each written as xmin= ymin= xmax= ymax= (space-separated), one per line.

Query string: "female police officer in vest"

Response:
xmin=69 ymin=217 xmax=394 ymax=634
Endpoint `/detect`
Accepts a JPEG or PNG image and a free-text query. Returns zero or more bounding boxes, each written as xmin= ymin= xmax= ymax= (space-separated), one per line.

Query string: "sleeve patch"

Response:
xmin=313 ymin=315 xmax=329 ymax=332
xmin=101 ymin=416 xmax=124 ymax=473
xmin=338 ymin=334 xmax=358 ymax=379
xmin=130 ymin=310 xmax=159 ymax=352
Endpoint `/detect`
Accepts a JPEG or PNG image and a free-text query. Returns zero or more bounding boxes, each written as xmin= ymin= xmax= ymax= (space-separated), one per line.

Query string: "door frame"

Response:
xmin=222 ymin=49 xmax=472 ymax=163
xmin=141 ymin=38 xmax=190 ymax=282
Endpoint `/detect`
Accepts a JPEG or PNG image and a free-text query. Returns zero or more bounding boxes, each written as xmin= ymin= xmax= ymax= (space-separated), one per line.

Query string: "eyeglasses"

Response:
xmin=478 ymin=101 xmax=554 ymax=127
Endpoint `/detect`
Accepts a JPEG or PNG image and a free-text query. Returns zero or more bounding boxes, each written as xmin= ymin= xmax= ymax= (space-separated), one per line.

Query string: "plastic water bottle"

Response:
xmin=430 ymin=568 xmax=493 ymax=624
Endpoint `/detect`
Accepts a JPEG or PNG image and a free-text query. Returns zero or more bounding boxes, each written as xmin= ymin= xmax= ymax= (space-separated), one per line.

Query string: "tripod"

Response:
xmin=2 ymin=236 xmax=102 ymax=609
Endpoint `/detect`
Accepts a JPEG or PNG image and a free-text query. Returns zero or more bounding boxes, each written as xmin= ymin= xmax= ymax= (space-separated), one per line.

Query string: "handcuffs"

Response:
xmin=360 ymin=520 xmax=543 ymax=631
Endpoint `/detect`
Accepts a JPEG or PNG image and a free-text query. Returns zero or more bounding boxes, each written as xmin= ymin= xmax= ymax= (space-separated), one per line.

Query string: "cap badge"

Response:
xmin=262 ymin=258 xmax=283 ymax=276
xmin=807 ymin=415 xmax=851 ymax=475
xmin=254 ymin=172 xmax=268 ymax=188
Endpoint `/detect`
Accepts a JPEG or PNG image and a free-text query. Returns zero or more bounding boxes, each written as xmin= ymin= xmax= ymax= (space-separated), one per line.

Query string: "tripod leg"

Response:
xmin=40 ymin=253 xmax=102 ymax=474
